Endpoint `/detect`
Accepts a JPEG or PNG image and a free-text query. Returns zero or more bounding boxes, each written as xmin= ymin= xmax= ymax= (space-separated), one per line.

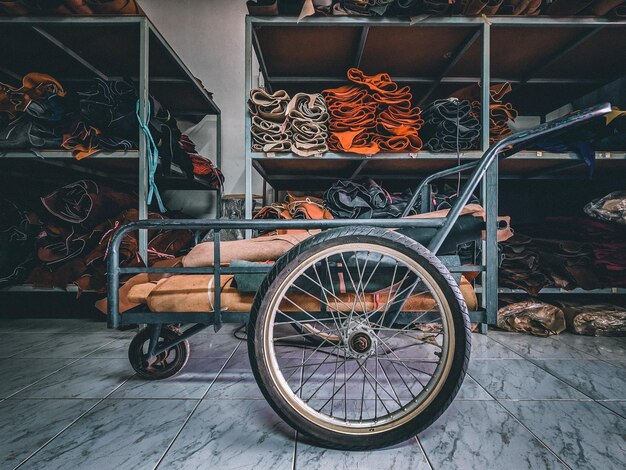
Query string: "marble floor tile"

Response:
xmin=0 ymin=318 xmax=86 ymax=333
xmin=158 ymin=399 xmax=295 ymax=470
xmin=204 ymin=349 xmax=265 ymax=399
xmin=549 ymin=333 xmax=626 ymax=361
xmin=296 ymin=438 xmax=431 ymax=470
xmin=419 ymin=400 xmax=565 ymax=469
xmin=500 ymin=400 xmax=626 ymax=470
xmin=471 ymin=333 xmax=521 ymax=359
xmin=16 ymin=358 xmax=134 ymax=399
xmin=213 ymin=322 xmax=247 ymax=335
xmin=0 ymin=398 xmax=97 ymax=470
xmin=84 ymin=339 xmax=131 ymax=359
xmin=600 ymin=401 xmax=626 ymax=418
xmin=189 ymin=332 xmax=243 ymax=358
xmin=489 ymin=334 xmax=596 ymax=360
xmin=0 ymin=332 xmax=56 ymax=358
xmin=19 ymin=398 xmax=196 ymax=470
xmin=533 ymin=360 xmax=626 ymax=400
xmin=468 ymin=359 xmax=587 ymax=400
xmin=19 ymin=333 xmax=116 ymax=359
xmin=456 ymin=375 xmax=492 ymax=400
xmin=0 ymin=358 xmax=73 ymax=398
xmin=111 ymin=357 xmax=229 ymax=399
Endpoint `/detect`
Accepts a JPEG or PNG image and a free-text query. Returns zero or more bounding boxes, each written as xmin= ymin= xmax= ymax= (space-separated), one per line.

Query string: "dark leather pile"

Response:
xmin=499 ymin=234 xmax=551 ymax=296
xmin=499 ymin=215 xmax=626 ymax=294
xmin=248 ymin=88 xmax=329 ymax=156
xmin=420 ymin=99 xmax=481 ymax=152
xmin=451 ymin=82 xmax=517 ymax=145
xmin=0 ymin=0 xmax=143 ymax=15
xmin=324 ymin=178 xmax=420 ymax=218
xmin=0 ymin=74 xmax=224 ymax=191
xmin=323 ymin=68 xmax=424 ymax=154
xmin=0 ymin=179 xmax=194 ymax=293
xmin=0 ymin=198 xmax=40 ymax=287
xmin=247 ymin=0 xmax=626 ymax=17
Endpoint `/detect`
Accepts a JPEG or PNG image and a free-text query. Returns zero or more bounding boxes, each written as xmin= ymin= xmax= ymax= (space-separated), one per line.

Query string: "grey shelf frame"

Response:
xmin=244 ymin=15 xmax=626 ymax=327
xmin=0 ymin=15 xmax=222 ymax=262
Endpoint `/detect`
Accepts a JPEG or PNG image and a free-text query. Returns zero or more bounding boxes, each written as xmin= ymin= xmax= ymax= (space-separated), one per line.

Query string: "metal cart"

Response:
xmin=107 ymin=103 xmax=611 ymax=450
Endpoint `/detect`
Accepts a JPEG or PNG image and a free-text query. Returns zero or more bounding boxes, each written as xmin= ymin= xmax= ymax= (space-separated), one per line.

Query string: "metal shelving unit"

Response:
xmin=244 ymin=15 xmax=626 ymax=327
xmin=0 ymin=15 xmax=222 ymax=292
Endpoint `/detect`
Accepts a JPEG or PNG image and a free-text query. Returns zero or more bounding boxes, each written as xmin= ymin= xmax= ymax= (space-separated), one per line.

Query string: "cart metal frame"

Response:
xmin=107 ymin=102 xmax=612 ymax=362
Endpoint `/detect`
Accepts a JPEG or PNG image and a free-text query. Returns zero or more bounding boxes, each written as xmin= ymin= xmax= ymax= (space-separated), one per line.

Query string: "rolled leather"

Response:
xmin=135 ymin=273 xmax=477 ymax=314
xmin=182 ymin=231 xmax=316 ymax=267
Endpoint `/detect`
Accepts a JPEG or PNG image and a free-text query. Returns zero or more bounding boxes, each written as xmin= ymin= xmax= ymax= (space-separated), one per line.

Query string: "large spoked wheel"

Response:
xmin=129 ymin=326 xmax=190 ymax=380
xmin=248 ymin=227 xmax=471 ymax=450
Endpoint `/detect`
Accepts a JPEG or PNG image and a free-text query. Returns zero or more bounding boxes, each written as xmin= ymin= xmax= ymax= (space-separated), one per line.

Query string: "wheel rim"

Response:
xmin=262 ymin=242 xmax=456 ymax=435
xmin=137 ymin=336 xmax=180 ymax=374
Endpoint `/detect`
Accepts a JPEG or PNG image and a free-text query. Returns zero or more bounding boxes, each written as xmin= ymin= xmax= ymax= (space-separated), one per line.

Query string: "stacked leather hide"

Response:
xmin=420 ymin=99 xmax=481 ymax=152
xmin=323 ymin=68 xmax=424 ymax=155
xmin=248 ymin=89 xmax=329 ymax=156
xmin=451 ymin=82 xmax=517 ymax=145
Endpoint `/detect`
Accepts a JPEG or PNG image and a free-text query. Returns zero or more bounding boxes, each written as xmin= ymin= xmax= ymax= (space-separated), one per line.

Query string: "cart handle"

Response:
xmin=426 ymin=102 xmax=612 ymax=253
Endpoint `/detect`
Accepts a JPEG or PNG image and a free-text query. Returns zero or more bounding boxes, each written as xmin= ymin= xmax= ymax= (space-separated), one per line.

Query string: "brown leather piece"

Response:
xmin=94 ymin=257 xmax=184 ymax=315
xmin=0 ymin=73 xmax=65 ymax=117
xmin=134 ymin=273 xmax=477 ymax=314
xmin=182 ymin=231 xmax=316 ymax=268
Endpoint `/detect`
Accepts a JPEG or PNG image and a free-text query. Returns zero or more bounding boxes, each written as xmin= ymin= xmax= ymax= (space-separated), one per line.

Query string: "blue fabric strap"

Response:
xmin=135 ymin=100 xmax=166 ymax=213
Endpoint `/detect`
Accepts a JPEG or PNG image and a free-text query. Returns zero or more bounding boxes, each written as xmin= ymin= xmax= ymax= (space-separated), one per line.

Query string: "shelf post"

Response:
xmin=138 ymin=18 xmax=150 ymax=262
xmin=245 ymin=16 xmax=253 ymax=238
xmin=216 ymin=112 xmax=223 ymax=218
xmin=480 ymin=21 xmax=497 ymax=332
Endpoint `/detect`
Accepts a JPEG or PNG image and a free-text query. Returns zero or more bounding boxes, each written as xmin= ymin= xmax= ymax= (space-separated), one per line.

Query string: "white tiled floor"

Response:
xmin=0 ymin=319 xmax=624 ymax=470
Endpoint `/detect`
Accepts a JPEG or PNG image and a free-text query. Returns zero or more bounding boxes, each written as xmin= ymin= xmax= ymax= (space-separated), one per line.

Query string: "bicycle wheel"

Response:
xmin=248 ymin=227 xmax=471 ymax=450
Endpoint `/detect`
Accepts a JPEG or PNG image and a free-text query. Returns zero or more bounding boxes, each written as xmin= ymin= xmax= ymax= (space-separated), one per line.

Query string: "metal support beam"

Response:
xmin=513 ymin=27 xmax=603 ymax=94
xmin=524 ymin=160 xmax=586 ymax=179
xmin=480 ymin=22 xmax=497 ymax=332
xmin=216 ymin=113 xmax=223 ymax=218
xmin=269 ymin=76 xmax=604 ymax=85
xmin=353 ymin=26 xmax=369 ymax=69
xmin=245 ymin=17 xmax=254 ymax=238
xmin=349 ymin=159 xmax=369 ymax=180
xmin=138 ymin=18 xmax=150 ymax=263
xmin=419 ymin=28 xmax=481 ymax=106
xmin=0 ymin=66 xmax=21 ymax=82
xmin=31 ymin=26 xmax=108 ymax=80
xmin=252 ymin=25 xmax=272 ymax=92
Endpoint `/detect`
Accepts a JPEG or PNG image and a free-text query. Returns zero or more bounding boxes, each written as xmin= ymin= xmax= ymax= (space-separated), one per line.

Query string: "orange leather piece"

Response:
xmin=323 ymin=68 xmax=423 ymax=155
xmin=329 ymin=129 xmax=380 ymax=155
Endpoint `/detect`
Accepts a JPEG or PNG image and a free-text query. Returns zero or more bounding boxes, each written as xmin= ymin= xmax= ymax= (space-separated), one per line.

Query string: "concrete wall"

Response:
xmin=140 ymin=0 xmax=254 ymax=199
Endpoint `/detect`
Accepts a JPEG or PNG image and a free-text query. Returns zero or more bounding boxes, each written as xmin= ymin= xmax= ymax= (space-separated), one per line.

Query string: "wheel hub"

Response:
xmin=345 ymin=323 xmax=377 ymax=358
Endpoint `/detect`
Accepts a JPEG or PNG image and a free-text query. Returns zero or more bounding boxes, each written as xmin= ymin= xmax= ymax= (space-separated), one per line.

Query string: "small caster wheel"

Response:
xmin=128 ymin=327 xmax=190 ymax=380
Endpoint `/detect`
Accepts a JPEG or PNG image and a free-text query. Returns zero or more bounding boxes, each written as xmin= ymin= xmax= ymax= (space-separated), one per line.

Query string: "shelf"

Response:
xmin=476 ymin=287 xmax=626 ymax=295
xmin=0 ymin=284 xmax=85 ymax=293
xmin=0 ymin=16 xmax=219 ymax=118
xmin=0 ymin=149 xmax=220 ymax=190
xmin=251 ymin=16 xmax=626 ymax=115
xmin=251 ymin=151 xmax=626 ymax=190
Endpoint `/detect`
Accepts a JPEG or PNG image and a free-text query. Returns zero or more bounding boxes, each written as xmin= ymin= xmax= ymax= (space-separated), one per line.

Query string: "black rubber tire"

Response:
xmin=247 ymin=227 xmax=471 ymax=450
xmin=128 ymin=327 xmax=190 ymax=380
